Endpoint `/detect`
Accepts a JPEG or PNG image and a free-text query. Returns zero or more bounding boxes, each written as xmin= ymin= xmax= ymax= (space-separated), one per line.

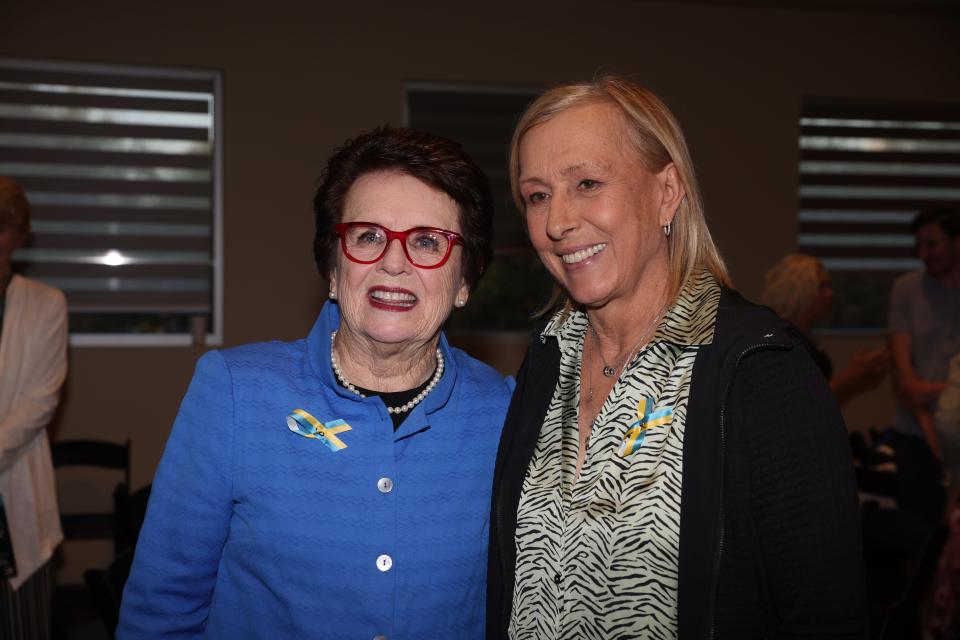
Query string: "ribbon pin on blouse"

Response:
xmin=286 ymin=409 xmax=352 ymax=452
xmin=616 ymin=396 xmax=673 ymax=457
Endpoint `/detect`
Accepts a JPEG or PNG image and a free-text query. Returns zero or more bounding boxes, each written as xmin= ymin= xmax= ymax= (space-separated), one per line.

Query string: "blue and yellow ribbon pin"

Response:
xmin=616 ymin=396 xmax=673 ymax=457
xmin=286 ymin=409 xmax=352 ymax=452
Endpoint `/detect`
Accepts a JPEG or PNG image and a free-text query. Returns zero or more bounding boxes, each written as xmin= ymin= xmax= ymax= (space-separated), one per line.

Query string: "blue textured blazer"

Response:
xmin=118 ymin=302 xmax=514 ymax=639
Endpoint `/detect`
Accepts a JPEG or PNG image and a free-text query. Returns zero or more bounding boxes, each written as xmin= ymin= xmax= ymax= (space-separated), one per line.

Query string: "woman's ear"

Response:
xmin=454 ymin=280 xmax=470 ymax=308
xmin=657 ymin=163 xmax=686 ymax=227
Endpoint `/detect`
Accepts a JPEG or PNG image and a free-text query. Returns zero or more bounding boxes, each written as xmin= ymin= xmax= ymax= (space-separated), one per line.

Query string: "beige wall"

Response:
xmin=4 ymin=0 xmax=958 ymax=580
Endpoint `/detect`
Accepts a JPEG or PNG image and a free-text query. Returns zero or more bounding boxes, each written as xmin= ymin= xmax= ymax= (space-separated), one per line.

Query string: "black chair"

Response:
xmin=84 ymin=548 xmax=134 ymax=637
xmin=51 ymin=439 xmax=131 ymax=549
xmin=114 ymin=484 xmax=151 ymax=556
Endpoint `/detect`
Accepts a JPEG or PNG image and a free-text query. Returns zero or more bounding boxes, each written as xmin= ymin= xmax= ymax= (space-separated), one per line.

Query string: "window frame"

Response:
xmin=0 ymin=57 xmax=224 ymax=347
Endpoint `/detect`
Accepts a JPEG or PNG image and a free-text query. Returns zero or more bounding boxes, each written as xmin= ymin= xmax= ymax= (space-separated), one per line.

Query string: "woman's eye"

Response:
xmin=578 ymin=179 xmax=600 ymax=190
xmin=412 ymin=233 xmax=442 ymax=252
xmin=356 ymin=230 xmax=384 ymax=245
xmin=526 ymin=192 xmax=548 ymax=205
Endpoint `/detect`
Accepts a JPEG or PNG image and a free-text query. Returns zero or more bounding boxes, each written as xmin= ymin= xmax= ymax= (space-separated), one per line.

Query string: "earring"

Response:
xmin=329 ymin=290 xmax=337 ymax=300
xmin=455 ymin=299 xmax=466 ymax=307
xmin=663 ymin=221 xmax=672 ymax=237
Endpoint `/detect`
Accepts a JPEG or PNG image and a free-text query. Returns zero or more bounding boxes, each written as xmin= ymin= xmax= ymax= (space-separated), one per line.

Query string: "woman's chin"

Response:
xmin=349 ymin=322 xmax=437 ymax=349
xmin=566 ymin=285 xmax=613 ymax=309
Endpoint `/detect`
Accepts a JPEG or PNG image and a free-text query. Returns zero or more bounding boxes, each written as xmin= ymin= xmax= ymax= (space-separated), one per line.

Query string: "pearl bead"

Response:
xmin=330 ymin=331 xmax=443 ymax=414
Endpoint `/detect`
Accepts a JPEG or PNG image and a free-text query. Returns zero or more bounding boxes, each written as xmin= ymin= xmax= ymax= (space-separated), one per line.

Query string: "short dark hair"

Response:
xmin=313 ymin=126 xmax=494 ymax=289
xmin=911 ymin=206 xmax=960 ymax=239
xmin=0 ymin=176 xmax=32 ymax=233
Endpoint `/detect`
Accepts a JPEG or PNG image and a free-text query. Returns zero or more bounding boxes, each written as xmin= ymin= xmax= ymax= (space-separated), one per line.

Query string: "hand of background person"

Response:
xmin=895 ymin=373 xmax=947 ymax=410
xmin=830 ymin=345 xmax=893 ymax=406
xmin=847 ymin=346 xmax=892 ymax=391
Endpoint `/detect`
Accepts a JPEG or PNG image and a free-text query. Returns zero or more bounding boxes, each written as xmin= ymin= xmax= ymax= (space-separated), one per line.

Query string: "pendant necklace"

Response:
xmin=589 ymin=303 xmax=667 ymax=378
xmin=584 ymin=304 xmax=667 ymax=423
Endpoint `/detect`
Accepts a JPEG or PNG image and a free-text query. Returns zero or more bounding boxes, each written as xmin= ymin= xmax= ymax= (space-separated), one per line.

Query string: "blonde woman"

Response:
xmin=487 ymin=78 xmax=868 ymax=639
xmin=761 ymin=253 xmax=891 ymax=406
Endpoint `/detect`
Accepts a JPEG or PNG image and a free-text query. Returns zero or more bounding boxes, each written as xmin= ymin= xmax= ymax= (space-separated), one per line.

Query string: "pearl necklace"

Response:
xmin=330 ymin=331 xmax=444 ymax=415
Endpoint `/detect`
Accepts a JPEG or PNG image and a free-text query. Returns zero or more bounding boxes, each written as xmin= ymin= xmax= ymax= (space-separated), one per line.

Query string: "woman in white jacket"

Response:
xmin=0 ymin=176 xmax=67 ymax=640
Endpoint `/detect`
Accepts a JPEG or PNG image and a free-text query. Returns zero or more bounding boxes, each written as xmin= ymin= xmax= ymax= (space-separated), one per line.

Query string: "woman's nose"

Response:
xmin=545 ymin=196 xmax=578 ymax=241
xmin=378 ymin=237 xmax=411 ymax=274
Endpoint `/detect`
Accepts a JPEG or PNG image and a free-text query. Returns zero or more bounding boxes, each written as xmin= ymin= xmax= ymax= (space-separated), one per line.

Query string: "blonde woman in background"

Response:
xmin=761 ymin=253 xmax=891 ymax=407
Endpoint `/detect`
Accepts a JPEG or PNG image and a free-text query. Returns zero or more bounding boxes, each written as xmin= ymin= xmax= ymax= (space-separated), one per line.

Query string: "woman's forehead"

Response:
xmin=519 ymin=104 xmax=638 ymax=179
xmin=342 ymin=171 xmax=461 ymax=232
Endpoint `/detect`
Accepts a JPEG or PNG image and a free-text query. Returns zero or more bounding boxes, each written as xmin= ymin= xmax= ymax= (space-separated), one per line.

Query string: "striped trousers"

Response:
xmin=0 ymin=561 xmax=53 ymax=640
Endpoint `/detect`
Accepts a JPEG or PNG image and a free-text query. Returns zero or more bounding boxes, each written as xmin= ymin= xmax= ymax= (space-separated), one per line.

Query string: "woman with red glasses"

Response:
xmin=119 ymin=127 xmax=513 ymax=639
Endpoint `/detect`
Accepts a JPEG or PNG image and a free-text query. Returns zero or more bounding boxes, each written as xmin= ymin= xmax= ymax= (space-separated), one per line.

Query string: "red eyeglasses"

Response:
xmin=334 ymin=222 xmax=463 ymax=269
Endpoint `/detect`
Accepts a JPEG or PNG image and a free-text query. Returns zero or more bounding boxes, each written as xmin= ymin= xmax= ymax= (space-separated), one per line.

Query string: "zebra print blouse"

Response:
xmin=510 ymin=272 xmax=721 ymax=639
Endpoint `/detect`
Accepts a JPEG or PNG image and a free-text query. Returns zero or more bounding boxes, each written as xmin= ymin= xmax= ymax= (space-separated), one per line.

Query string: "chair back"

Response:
xmin=51 ymin=439 xmax=132 ymax=547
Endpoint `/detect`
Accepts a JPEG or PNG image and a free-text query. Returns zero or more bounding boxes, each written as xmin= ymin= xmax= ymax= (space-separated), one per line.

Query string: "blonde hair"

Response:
xmin=509 ymin=76 xmax=730 ymax=314
xmin=760 ymin=253 xmax=822 ymax=324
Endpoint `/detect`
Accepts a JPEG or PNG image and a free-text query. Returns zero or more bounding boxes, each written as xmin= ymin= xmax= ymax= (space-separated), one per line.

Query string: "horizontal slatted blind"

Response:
xmin=798 ymin=98 xmax=960 ymax=328
xmin=405 ymin=83 xmax=553 ymax=333
xmin=0 ymin=58 xmax=221 ymax=343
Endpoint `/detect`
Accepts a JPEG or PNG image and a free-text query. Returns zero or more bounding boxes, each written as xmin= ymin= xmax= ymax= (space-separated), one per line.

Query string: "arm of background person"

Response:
xmin=890 ymin=332 xmax=946 ymax=408
xmin=116 ymin=351 xmax=236 ymax=639
xmin=0 ymin=288 xmax=67 ymax=473
xmin=890 ymin=331 xmax=945 ymax=454
xmin=732 ymin=347 xmax=869 ymax=639
xmin=887 ymin=273 xmax=946 ymax=410
xmin=829 ymin=345 xmax=891 ymax=407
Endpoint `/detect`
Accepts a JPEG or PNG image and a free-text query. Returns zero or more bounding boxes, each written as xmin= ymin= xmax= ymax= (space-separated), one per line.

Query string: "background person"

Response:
xmin=889 ymin=207 xmax=960 ymax=457
xmin=761 ymin=253 xmax=891 ymax=406
xmin=487 ymin=77 xmax=867 ymax=639
xmin=118 ymin=127 xmax=513 ymax=639
xmin=0 ymin=176 xmax=67 ymax=640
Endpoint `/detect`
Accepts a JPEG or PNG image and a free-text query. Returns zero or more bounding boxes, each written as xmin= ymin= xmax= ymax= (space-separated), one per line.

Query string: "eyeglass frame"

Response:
xmin=333 ymin=221 xmax=464 ymax=269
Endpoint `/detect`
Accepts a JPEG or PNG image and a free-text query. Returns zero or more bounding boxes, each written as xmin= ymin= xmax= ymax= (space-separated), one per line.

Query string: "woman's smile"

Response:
xmin=561 ymin=242 xmax=607 ymax=266
xmin=368 ymin=285 xmax=417 ymax=311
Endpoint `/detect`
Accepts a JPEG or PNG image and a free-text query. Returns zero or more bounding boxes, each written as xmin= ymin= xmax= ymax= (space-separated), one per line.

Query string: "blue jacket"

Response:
xmin=118 ymin=302 xmax=514 ymax=639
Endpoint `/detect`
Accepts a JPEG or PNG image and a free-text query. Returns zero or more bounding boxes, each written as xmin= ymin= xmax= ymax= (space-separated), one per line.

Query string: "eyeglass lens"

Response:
xmin=343 ymin=224 xmax=451 ymax=267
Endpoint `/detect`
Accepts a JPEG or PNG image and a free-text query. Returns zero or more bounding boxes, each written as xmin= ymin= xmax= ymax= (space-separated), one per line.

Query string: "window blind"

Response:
xmin=0 ymin=58 xmax=222 ymax=344
xmin=798 ymin=98 xmax=960 ymax=328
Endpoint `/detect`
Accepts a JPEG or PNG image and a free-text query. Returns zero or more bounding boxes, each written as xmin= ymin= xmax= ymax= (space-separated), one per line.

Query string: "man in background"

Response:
xmin=889 ymin=207 xmax=960 ymax=456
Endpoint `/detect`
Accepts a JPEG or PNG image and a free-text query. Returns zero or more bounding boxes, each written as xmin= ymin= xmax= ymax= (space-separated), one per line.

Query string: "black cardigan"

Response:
xmin=487 ymin=289 xmax=869 ymax=639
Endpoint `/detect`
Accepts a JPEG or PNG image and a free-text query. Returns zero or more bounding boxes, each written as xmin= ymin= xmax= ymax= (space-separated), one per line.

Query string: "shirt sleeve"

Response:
xmin=0 ymin=288 xmax=67 ymax=473
xmin=117 ymin=351 xmax=236 ymax=639
xmin=888 ymin=275 xmax=911 ymax=335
